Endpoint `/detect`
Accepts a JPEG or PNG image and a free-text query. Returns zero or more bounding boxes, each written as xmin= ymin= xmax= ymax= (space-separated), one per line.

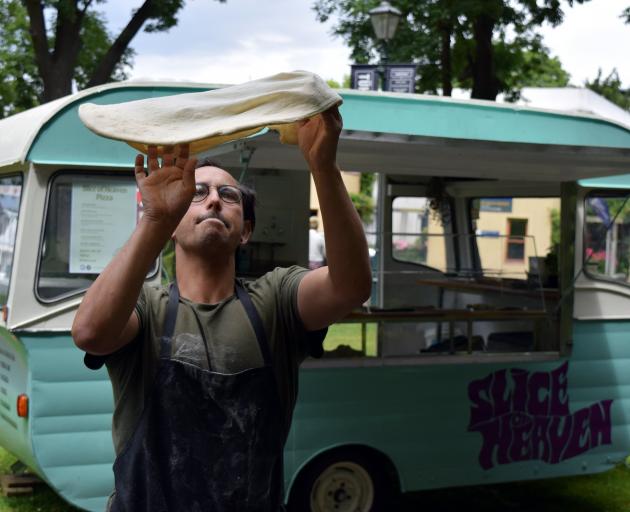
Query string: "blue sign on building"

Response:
xmin=480 ymin=198 xmax=513 ymax=212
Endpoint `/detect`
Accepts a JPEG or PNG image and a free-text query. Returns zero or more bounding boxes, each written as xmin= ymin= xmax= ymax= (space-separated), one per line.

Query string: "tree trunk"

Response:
xmin=470 ymin=12 xmax=497 ymax=100
xmin=24 ymin=0 xmax=86 ymax=102
xmin=87 ymin=0 xmax=155 ymax=87
xmin=440 ymin=21 xmax=452 ymax=96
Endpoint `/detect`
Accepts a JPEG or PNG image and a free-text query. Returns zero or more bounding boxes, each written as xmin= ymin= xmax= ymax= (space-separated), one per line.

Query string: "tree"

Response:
xmin=622 ymin=6 xmax=630 ymax=23
xmin=0 ymin=1 xmax=41 ymax=117
xmin=1 ymin=0 xmax=135 ymax=117
xmin=585 ymin=68 xmax=630 ymax=112
xmin=499 ymin=41 xmax=571 ymax=101
xmin=326 ymin=75 xmax=351 ymax=88
xmin=314 ymin=0 xmax=583 ymax=100
xmin=1 ymin=0 xmax=225 ymax=116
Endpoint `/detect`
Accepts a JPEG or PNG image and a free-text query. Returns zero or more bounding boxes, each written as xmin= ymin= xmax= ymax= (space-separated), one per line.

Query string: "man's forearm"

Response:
xmin=312 ymin=165 xmax=371 ymax=301
xmin=72 ymin=218 xmax=173 ymax=354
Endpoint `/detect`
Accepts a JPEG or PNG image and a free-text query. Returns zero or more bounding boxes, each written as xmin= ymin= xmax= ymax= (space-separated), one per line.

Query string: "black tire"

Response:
xmin=286 ymin=448 xmax=398 ymax=512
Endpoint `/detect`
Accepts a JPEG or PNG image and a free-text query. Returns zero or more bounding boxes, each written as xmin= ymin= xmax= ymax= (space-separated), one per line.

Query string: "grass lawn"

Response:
xmin=401 ymin=464 xmax=630 ymax=511
xmin=0 ymin=448 xmax=79 ymax=512
xmin=324 ymin=322 xmax=378 ymax=356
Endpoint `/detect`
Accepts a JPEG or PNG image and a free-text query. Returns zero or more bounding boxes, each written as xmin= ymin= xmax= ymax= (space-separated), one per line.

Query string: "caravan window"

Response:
xmin=584 ymin=193 xmax=630 ymax=285
xmin=36 ymin=173 xmax=153 ymax=302
xmin=391 ymin=196 xmax=447 ymax=272
xmin=0 ymin=175 xmax=22 ymax=306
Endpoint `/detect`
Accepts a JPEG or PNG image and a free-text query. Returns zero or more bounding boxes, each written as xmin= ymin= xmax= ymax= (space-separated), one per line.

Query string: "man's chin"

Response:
xmin=194 ymin=232 xmax=240 ymax=253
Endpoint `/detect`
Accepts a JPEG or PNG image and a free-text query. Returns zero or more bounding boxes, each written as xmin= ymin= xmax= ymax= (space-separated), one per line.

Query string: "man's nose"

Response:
xmin=205 ymin=187 xmax=222 ymax=208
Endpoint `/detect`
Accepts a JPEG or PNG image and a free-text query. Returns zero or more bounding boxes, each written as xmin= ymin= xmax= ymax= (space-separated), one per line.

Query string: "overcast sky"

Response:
xmin=101 ymin=0 xmax=629 ymax=89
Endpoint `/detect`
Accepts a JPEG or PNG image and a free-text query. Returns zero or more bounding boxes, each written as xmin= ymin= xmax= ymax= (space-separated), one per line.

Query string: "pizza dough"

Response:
xmin=78 ymin=70 xmax=342 ymax=154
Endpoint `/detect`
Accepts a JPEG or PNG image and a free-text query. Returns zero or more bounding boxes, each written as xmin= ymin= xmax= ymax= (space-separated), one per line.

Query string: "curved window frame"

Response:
xmin=0 ymin=172 xmax=24 ymax=310
xmin=582 ymin=189 xmax=630 ymax=289
xmin=35 ymin=170 xmax=158 ymax=304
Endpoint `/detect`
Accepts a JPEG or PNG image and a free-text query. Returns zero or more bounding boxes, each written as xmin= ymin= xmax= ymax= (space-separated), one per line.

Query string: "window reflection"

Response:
xmin=584 ymin=195 xmax=630 ymax=282
xmin=0 ymin=175 xmax=21 ymax=306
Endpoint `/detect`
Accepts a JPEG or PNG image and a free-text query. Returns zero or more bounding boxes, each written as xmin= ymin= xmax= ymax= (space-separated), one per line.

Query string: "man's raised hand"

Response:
xmin=134 ymin=144 xmax=197 ymax=231
xmin=296 ymin=105 xmax=342 ymax=174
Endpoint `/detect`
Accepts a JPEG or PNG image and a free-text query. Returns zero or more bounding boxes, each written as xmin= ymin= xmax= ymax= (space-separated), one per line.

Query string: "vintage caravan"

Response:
xmin=0 ymin=82 xmax=629 ymax=511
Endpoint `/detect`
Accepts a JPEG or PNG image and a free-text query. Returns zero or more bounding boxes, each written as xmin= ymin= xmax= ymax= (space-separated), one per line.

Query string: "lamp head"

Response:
xmin=369 ymin=1 xmax=402 ymax=41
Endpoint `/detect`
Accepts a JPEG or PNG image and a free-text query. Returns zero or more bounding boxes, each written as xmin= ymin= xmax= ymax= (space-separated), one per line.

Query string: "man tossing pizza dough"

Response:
xmin=72 ymin=72 xmax=371 ymax=512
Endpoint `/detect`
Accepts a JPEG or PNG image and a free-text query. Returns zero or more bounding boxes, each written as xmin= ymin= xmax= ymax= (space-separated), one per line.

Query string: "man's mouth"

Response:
xmin=196 ymin=213 xmax=229 ymax=228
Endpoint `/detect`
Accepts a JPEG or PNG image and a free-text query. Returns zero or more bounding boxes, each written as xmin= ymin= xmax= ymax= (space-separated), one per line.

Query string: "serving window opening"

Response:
xmin=317 ymin=193 xmax=563 ymax=363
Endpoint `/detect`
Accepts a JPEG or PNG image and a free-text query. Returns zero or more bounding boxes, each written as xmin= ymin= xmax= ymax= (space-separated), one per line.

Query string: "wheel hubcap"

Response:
xmin=310 ymin=461 xmax=374 ymax=512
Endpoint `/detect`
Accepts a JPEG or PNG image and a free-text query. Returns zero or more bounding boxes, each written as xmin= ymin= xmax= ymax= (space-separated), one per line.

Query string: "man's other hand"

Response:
xmin=135 ymin=144 xmax=197 ymax=231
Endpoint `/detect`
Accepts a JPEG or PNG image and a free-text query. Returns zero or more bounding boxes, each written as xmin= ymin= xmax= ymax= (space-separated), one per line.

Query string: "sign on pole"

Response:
xmin=350 ymin=65 xmax=378 ymax=91
xmin=385 ymin=65 xmax=416 ymax=93
xmin=350 ymin=64 xmax=416 ymax=93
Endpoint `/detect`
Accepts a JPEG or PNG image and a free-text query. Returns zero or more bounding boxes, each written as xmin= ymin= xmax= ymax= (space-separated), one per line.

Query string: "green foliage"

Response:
xmin=0 ymin=0 xmax=133 ymax=116
xmin=501 ymin=44 xmax=570 ymax=101
xmin=359 ymin=172 xmax=375 ymax=196
xmin=349 ymin=191 xmax=375 ymax=224
xmin=326 ymin=74 xmax=351 ymax=88
xmin=161 ymin=239 xmax=176 ymax=284
xmin=0 ymin=1 xmax=41 ymax=118
xmin=73 ymin=10 xmax=135 ymax=89
xmin=550 ymin=207 xmax=561 ymax=248
xmin=622 ymin=6 xmax=630 ymax=24
xmin=143 ymin=0 xmax=185 ymax=32
xmin=546 ymin=207 xmax=560 ymax=280
xmin=313 ymin=0 xmax=581 ymax=100
xmin=585 ymin=68 xmax=630 ymax=112
xmin=0 ymin=0 xmax=227 ymax=114
xmin=0 ymin=447 xmax=81 ymax=510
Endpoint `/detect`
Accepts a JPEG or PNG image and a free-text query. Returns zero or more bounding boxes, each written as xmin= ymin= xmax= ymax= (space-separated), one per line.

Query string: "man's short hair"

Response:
xmin=195 ymin=157 xmax=256 ymax=232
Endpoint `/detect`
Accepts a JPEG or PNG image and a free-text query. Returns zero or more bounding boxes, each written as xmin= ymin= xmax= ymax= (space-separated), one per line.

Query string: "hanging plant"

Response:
xmin=426 ymin=177 xmax=452 ymax=226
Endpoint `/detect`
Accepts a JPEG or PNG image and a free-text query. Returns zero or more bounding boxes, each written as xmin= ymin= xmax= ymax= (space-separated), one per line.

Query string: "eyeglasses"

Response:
xmin=192 ymin=183 xmax=243 ymax=204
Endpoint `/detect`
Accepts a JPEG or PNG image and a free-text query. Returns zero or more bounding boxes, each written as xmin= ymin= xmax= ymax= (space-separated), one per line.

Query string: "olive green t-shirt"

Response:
xmin=100 ymin=266 xmax=324 ymax=455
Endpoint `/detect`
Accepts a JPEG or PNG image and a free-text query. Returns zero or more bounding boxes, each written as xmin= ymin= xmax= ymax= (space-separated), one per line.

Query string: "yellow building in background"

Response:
xmin=421 ymin=197 xmax=560 ymax=278
xmin=309 ymin=172 xmax=361 ymax=229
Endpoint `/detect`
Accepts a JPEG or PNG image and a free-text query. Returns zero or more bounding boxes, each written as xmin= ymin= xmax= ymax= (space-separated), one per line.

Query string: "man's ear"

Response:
xmin=240 ymin=220 xmax=253 ymax=245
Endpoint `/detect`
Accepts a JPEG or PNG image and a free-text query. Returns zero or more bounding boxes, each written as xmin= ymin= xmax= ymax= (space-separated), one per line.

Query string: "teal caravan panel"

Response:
xmin=287 ymin=322 xmax=630 ymax=493
xmin=338 ymin=91 xmax=630 ymax=149
xmin=580 ymin=174 xmax=630 ymax=188
xmin=22 ymin=333 xmax=114 ymax=512
xmin=0 ymin=328 xmax=36 ymax=470
xmin=26 ymin=86 xmax=630 ymax=171
xmin=28 ymin=86 xmax=209 ymax=168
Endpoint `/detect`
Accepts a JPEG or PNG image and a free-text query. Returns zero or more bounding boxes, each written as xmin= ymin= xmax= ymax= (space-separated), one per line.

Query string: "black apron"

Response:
xmin=109 ymin=282 xmax=286 ymax=512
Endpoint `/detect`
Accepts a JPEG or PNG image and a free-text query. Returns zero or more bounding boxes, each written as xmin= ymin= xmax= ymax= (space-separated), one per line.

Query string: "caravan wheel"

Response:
xmin=288 ymin=449 xmax=396 ymax=512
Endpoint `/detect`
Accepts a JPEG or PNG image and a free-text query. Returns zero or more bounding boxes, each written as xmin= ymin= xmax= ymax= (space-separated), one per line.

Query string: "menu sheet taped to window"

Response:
xmin=69 ymin=178 xmax=137 ymax=274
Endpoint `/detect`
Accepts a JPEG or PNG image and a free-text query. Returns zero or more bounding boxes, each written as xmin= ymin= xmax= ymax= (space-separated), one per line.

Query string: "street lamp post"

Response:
xmin=368 ymin=0 xmax=402 ymax=91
